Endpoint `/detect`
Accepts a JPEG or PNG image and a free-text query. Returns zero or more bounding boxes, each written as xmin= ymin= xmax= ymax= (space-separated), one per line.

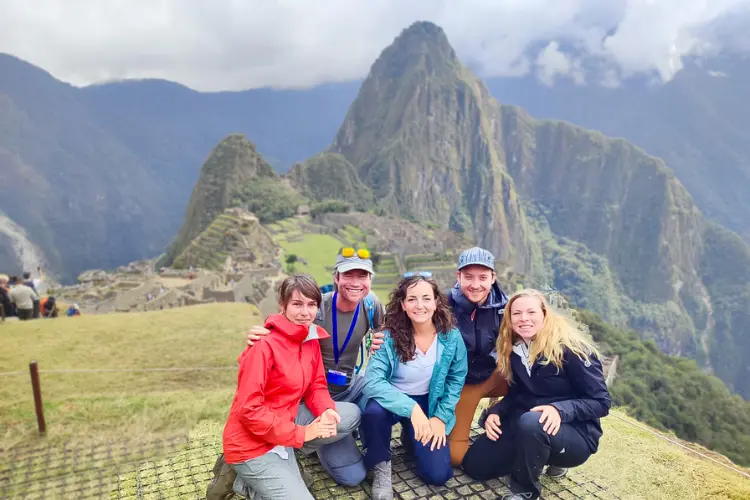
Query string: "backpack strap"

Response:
xmin=355 ymin=292 xmax=379 ymax=374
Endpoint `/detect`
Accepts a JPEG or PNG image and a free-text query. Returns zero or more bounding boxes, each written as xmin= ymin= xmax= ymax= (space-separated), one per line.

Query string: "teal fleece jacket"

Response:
xmin=359 ymin=327 xmax=468 ymax=434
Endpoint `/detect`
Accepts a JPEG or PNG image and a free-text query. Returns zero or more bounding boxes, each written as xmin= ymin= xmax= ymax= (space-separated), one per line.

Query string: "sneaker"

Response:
xmin=205 ymin=454 xmax=238 ymax=500
xmin=371 ymin=460 xmax=393 ymax=500
xmin=545 ymin=465 xmax=569 ymax=478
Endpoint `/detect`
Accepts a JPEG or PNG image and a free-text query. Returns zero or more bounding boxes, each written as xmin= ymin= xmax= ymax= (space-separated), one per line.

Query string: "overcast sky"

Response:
xmin=1 ymin=0 xmax=749 ymax=91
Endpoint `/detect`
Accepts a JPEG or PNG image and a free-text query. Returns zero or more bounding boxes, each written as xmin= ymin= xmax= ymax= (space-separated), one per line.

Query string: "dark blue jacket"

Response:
xmin=489 ymin=347 xmax=611 ymax=453
xmin=447 ymin=282 xmax=508 ymax=385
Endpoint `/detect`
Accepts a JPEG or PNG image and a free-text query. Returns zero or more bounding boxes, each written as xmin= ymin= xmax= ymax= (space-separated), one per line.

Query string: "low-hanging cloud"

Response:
xmin=1 ymin=0 xmax=749 ymax=91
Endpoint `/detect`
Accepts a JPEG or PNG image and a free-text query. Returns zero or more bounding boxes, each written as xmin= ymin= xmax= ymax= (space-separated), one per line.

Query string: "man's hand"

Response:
xmin=247 ymin=326 xmax=270 ymax=347
xmin=485 ymin=414 xmax=502 ymax=441
xmin=530 ymin=405 xmax=562 ymax=435
xmin=320 ymin=408 xmax=341 ymax=427
xmin=369 ymin=331 xmax=385 ymax=354
xmin=428 ymin=417 xmax=446 ymax=451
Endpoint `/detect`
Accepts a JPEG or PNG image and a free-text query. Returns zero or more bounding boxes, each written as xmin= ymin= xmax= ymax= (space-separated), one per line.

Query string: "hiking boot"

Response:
xmin=545 ymin=465 xmax=569 ymax=478
xmin=205 ymin=454 xmax=237 ymax=500
xmin=371 ymin=460 xmax=393 ymax=500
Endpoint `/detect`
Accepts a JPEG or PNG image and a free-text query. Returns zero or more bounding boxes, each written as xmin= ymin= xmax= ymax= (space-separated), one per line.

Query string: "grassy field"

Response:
xmin=2 ymin=304 xmax=749 ymax=500
xmin=0 ymin=303 xmax=255 ymax=449
xmin=278 ymin=233 xmax=343 ymax=284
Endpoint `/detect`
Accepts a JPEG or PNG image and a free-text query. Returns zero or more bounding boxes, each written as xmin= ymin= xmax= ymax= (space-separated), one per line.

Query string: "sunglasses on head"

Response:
xmin=341 ymin=247 xmax=370 ymax=259
xmin=403 ymin=271 xmax=433 ymax=278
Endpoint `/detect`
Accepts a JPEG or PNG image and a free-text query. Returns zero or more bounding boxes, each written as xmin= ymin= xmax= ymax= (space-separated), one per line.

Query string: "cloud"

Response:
xmin=535 ymin=41 xmax=586 ymax=86
xmin=0 ymin=0 xmax=749 ymax=91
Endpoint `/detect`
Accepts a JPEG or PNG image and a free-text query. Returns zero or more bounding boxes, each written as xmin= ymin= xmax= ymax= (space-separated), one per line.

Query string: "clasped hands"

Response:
xmin=484 ymin=404 xmax=561 ymax=441
xmin=410 ymin=404 xmax=447 ymax=451
xmin=304 ymin=408 xmax=340 ymax=442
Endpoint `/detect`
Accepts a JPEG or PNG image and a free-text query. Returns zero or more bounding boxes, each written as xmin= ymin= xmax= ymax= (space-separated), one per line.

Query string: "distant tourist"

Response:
xmin=444 ymin=247 xmax=510 ymax=466
xmin=462 ymin=289 xmax=611 ymax=500
xmin=65 ymin=303 xmax=81 ymax=317
xmin=9 ymin=276 xmax=38 ymax=321
xmin=218 ymin=275 xmax=341 ymax=499
xmin=23 ymin=271 xmax=41 ymax=318
xmin=41 ymin=296 xmax=58 ymax=318
xmin=359 ymin=274 xmax=467 ymax=498
xmin=0 ymin=274 xmax=14 ymax=318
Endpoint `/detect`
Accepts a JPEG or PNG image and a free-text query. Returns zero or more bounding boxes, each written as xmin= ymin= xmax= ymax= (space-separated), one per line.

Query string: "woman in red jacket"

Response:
xmin=222 ymin=275 xmax=341 ymax=499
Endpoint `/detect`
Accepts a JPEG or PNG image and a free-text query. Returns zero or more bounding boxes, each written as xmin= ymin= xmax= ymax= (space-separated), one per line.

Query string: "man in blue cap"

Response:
xmin=445 ymin=247 xmax=510 ymax=466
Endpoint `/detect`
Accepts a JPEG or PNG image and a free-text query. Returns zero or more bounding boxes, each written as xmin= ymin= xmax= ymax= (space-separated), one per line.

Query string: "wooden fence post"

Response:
xmin=29 ymin=361 xmax=47 ymax=435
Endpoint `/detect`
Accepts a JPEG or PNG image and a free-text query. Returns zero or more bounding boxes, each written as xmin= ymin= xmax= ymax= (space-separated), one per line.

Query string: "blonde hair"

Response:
xmin=0 ymin=274 xmax=8 ymax=284
xmin=496 ymin=289 xmax=600 ymax=383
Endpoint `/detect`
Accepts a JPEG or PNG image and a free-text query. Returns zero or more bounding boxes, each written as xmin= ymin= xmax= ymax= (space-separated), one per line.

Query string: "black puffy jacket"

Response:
xmin=447 ymin=282 xmax=508 ymax=385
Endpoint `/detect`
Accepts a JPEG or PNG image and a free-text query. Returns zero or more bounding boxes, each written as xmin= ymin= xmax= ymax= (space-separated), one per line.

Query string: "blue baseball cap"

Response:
xmin=457 ymin=247 xmax=495 ymax=271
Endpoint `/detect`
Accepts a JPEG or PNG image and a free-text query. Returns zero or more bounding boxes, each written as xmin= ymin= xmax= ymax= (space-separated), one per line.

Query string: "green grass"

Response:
xmin=0 ymin=303 xmax=256 ymax=448
xmin=278 ymin=233 xmax=343 ymax=284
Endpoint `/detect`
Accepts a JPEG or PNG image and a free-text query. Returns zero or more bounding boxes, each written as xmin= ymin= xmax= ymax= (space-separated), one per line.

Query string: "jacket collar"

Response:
xmin=450 ymin=282 xmax=508 ymax=312
xmin=264 ymin=314 xmax=330 ymax=344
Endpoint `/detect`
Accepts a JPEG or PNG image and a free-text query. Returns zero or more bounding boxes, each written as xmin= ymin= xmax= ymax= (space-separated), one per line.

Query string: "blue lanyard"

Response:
xmin=332 ymin=292 xmax=360 ymax=366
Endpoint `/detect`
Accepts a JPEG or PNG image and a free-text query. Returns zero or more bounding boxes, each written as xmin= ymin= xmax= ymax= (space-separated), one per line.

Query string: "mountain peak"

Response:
xmin=368 ymin=21 xmax=459 ymax=83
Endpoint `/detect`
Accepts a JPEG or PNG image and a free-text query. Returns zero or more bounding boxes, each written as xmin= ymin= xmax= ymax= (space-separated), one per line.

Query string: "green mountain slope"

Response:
xmin=580 ymin=310 xmax=750 ymax=466
xmin=165 ymin=134 xmax=301 ymax=263
xmin=0 ymin=55 xmax=169 ymax=281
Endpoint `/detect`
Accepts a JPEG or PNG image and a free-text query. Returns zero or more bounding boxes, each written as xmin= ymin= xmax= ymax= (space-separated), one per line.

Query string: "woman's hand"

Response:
xmin=428 ymin=417 xmax=446 ymax=451
xmin=303 ymin=417 xmax=337 ymax=442
xmin=530 ymin=405 xmax=562 ymax=435
xmin=485 ymin=414 xmax=502 ymax=441
xmin=410 ymin=404 xmax=433 ymax=445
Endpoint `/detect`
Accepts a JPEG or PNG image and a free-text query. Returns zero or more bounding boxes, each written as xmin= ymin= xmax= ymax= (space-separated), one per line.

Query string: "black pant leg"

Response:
xmin=510 ymin=412 xmax=592 ymax=499
xmin=461 ymin=428 xmax=517 ymax=481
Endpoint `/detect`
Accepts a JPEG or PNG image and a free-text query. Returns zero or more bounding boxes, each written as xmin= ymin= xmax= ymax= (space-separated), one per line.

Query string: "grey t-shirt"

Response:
xmin=315 ymin=293 xmax=384 ymax=394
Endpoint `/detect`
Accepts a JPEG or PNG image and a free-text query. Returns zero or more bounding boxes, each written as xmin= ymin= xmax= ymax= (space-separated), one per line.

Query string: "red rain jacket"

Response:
xmin=222 ymin=314 xmax=335 ymax=464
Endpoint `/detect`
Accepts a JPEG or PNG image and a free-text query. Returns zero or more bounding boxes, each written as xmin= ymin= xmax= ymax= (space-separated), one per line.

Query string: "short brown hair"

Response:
xmin=278 ymin=275 xmax=322 ymax=309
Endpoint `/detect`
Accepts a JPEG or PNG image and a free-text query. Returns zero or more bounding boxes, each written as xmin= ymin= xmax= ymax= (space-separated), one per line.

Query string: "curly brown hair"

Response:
xmin=384 ymin=275 xmax=456 ymax=363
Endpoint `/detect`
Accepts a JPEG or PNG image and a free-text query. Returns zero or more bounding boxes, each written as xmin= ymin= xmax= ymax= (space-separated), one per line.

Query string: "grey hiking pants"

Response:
xmin=232 ymin=448 xmax=313 ymax=500
xmin=295 ymin=374 xmax=367 ymax=486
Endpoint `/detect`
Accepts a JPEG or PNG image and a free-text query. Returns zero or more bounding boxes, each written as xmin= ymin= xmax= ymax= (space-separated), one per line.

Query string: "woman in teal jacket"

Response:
xmin=359 ymin=274 xmax=468 ymax=499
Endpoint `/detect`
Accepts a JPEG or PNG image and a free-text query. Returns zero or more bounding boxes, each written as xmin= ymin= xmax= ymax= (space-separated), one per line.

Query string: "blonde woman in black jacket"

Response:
xmin=463 ymin=289 xmax=611 ymax=500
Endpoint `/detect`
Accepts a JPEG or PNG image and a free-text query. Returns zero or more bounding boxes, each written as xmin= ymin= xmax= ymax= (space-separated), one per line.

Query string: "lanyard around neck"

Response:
xmin=332 ymin=292 xmax=360 ymax=366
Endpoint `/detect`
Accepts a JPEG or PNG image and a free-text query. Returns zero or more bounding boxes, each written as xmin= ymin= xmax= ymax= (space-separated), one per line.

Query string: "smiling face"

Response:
xmin=510 ymin=295 xmax=545 ymax=342
xmin=401 ymin=279 xmax=437 ymax=326
xmin=282 ymin=290 xmax=319 ymax=327
xmin=334 ymin=269 xmax=372 ymax=304
xmin=456 ymin=265 xmax=496 ymax=304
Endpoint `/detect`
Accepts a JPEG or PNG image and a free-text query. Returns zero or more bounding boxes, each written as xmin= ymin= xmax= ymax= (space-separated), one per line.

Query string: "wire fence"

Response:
xmin=0 ymin=426 xmax=616 ymax=500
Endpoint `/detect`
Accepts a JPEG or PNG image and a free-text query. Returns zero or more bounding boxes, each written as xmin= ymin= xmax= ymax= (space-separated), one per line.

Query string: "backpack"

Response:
xmin=317 ymin=287 xmax=378 ymax=374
